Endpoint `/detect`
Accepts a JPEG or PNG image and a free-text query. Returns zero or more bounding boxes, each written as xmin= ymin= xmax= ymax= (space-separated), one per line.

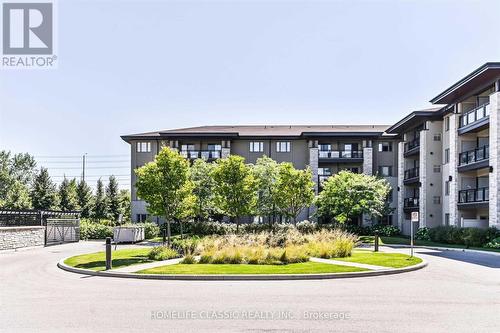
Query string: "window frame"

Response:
xmin=249 ymin=141 xmax=264 ymax=153
xmin=276 ymin=141 xmax=291 ymax=153
xmin=378 ymin=142 xmax=393 ymax=152
xmin=136 ymin=142 xmax=151 ymax=153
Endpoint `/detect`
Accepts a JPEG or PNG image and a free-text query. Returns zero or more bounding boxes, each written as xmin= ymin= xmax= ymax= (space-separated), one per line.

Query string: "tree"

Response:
xmin=3 ymin=180 xmax=31 ymax=209
xmin=59 ymin=177 xmax=79 ymax=211
xmin=106 ymin=175 xmax=121 ymax=222
xmin=0 ymin=151 xmax=37 ymax=204
xmin=31 ymin=167 xmax=59 ymax=210
xmin=76 ymin=180 xmax=93 ymax=218
xmin=190 ymin=159 xmax=216 ymax=221
xmin=118 ymin=189 xmax=131 ymax=222
xmin=315 ymin=171 xmax=391 ymax=224
xmin=211 ymin=155 xmax=257 ymax=230
xmin=92 ymin=179 xmax=108 ymax=221
xmin=253 ymin=156 xmax=279 ymax=224
xmin=135 ymin=147 xmax=191 ymax=245
xmin=174 ymin=183 xmax=196 ymax=238
xmin=274 ymin=163 xmax=315 ymax=223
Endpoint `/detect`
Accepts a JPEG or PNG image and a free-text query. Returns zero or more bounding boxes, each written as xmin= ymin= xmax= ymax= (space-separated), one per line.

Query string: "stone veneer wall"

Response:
xmin=0 ymin=226 xmax=45 ymax=250
xmin=489 ymin=92 xmax=500 ymax=229
xmin=362 ymin=147 xmax=373 ymax=226
xmin=419 ymin=131 xmax=427 ymax=228
xmin=448 ymin=112 xmax=459 ymax=226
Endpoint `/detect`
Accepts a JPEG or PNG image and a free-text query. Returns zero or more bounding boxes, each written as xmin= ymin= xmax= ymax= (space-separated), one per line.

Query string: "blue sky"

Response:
xmin=1 ymin=0 xmax=500 ymax=188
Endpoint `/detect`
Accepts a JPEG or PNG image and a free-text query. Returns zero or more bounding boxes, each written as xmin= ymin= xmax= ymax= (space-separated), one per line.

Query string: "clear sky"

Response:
xmin=1 ymin=0 xmax=500 ymax=189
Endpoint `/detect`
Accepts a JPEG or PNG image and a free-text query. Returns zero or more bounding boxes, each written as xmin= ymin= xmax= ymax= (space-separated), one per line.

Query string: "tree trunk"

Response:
xmin=166 ymin=220 xmax=171 ymax=247
xmin=180 ymin=220 xmax=184 ymax=239
xmin=235 ymin=216 xmax=240 ymax=233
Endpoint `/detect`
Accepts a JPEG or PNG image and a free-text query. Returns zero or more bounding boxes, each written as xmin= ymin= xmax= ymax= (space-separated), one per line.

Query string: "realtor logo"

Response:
xmin=2 ymin=1 xmax=56 ymax=68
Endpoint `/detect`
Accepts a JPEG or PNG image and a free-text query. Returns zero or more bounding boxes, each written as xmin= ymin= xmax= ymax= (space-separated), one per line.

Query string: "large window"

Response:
xmin=445 ymin=117 xmax=450 ymax=131
xmin=249 ymin=142 xmax=264 ymax=153
xmin=445 ymin=181 xmax=450 ymax=196
xmin=378 ymin=142 xmax=392 ymax=152
xmin=207 ymin=144 xmax=222 ymax=151
xmin=378 ymin=166 xmax=392 ymax=177
xmin=136 ymin=142 xmax=151 ymax=153
xmin=444 ymin=148 xmax=450 ymax=164
xmin=319 ymin=144 xmax=331 ymax=151
xmin=181 ymin=144 xmax=195 ymax=151
xmin=276 ymin=141 xmax=291 ymax=152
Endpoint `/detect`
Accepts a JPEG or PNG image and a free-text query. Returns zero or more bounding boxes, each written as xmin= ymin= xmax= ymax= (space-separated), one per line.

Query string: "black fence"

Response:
xmin=0 ymin=209 xmax=80 ymax=227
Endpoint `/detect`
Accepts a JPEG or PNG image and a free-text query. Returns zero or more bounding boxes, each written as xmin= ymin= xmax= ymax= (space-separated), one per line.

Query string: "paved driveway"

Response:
xmin=0 ymin=241 xmax=499 ymax=333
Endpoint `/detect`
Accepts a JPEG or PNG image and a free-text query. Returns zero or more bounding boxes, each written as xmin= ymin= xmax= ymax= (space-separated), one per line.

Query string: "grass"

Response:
xmin=136 ymin=262 xmax=369 ymax=275
xmin=148 ymin=234 xmax=187 ymax=243
xmin=64 ymin=248 xmax=152 ymax=271
xmin=360 ymin=235 xmax=500 ymax=253
xmin=334 ymin=250 xmax=422 ymax=268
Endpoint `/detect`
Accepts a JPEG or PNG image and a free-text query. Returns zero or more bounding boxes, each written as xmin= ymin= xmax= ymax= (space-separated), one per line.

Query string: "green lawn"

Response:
xmin=64 ymin=248 xmax=152 ymax=271
xmin=334 ymin=250 xmax=422 ymax=268
xmin=359 ymin=235 xmax=500 ymax=253
xmin=147 ymin=234 xmax=188 ymax=243
xmin=136 ymin=262 xmax=369 ymax=275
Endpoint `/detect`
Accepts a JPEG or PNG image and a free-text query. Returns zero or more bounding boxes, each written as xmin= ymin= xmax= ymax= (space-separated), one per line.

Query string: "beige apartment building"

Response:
xmin=122 ymin=62 xmax=500 ymax=234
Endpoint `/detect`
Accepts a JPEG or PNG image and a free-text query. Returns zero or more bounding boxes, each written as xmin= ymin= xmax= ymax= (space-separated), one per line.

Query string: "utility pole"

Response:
xmin=82 ymin=153 xmax=87 ymax=182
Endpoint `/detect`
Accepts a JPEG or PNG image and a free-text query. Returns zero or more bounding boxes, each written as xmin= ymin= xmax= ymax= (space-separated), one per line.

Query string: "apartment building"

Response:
xmin=121 ymin=62 xmax=500 ymax=233
xmin=121 ymin=125 xmax=400 ymax=224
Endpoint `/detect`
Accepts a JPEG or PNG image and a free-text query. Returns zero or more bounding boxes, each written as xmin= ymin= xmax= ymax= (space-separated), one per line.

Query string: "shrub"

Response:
xmin=181 ymin=254 xmax=197 ymax=264
xmin=415 ymin=227 xmax=430 ymax=241
xmin=485 ymin=237 xmax=500 ymax=249
xmin=172 ymin=236 xmax=200 ymax=255
xmin=370 ymin=224 xmax=401 ymax=237
xmin=141 ymin=222 xmax=160 ymax=239
xmin=147 ymin=246 xmax=179 ymax=261
xmin=296 ymin=220 xmax=318 ymax=234
xmin=79 ymin=220 xmax=113 ymax=240
xmin=462 ymin=228 xmax=488 ymax=247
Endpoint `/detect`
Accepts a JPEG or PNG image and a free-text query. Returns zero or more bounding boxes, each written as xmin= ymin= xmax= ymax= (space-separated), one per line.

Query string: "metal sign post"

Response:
xmin=410 ymin=212 xmax=419 ymax=258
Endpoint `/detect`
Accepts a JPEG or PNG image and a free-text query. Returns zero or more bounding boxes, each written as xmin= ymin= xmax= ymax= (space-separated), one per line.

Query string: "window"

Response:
xmin=433 ymin=196 xmax=441 ymax=204
xmin=318 ymin=168 xmax=332 ymax=176
xmin=207 ymin=144 xmax=222 ymax=151
xmin=379 ymin=215 xmax=393 ymax=226
xmin=445 ymin=117 xmax=450 ymax=132
xmin=181 ymin=144 xmax=195 ymax=151
xmin=378 ymin=142 xmax=393 ymax=152
xmin=433 ymin=133 xmax=441 ymax=141
xmin=276 ymin=141 xmax=291 ymax=152
xmin=433 ymin=165 xmax=441 ymax=173
xmin=249 ymin=142 xmax=264 ymax=153
xmin=444 ymin=148 xmax=450 ymax=164
xmin=136 ymin=142 xmax=151 ymax=153
xmin=378 ymin=166 xmax=392 ymax=177
xmin=445 ymin=181 xmax=450 ymax=196
xmin=343 ymin=167 xmax=359 ymax=173
xmin=319 ymin=144 xmax=331 ymax=151
xmin=136 ymin=214 xmax=148 ymax=223
xmin=445 ymin=213 xmax=450 ymax=226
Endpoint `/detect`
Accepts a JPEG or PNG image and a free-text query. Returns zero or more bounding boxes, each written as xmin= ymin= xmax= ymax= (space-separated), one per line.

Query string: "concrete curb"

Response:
xmin=57 ymin=257 xmax=427 ymax=281
xmin=381 ymin=244 xmax=500 ymax=257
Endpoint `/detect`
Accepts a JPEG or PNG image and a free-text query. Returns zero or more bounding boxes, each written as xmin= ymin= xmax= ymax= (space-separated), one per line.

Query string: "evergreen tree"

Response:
xmin=76 ymin=180 xmax=93 ymax=218
xmin=59 ymin=177 xmax=79 ymax=211
xmin=92 ymin=178 xmax=107 ymax=221
xmin=4 ymin=180 xmax=32 ymax=209
xmin=106 ymin=175 xmax=121 ymax=222
xmin=31 ymin=167 xmax=59 ymax=210
xmin=118 ymin=189 xmax=131 ymax=222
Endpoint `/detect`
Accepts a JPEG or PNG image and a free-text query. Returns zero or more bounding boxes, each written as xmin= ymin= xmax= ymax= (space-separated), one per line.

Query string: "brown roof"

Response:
xmin=121 ymin=124 xmax=392 ymax=142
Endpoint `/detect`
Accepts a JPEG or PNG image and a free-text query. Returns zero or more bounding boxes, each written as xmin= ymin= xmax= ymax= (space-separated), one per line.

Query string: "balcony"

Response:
xmin=403 ymin=167 xmax=419 ymax=184
xmin=458 ymin=187 xmax=489 ymax=208
xmin=404 ymin=197 xmax=419 ymax=211
xmin=404 ymin=138 xmax=420 ymax=157
xmin=318 ymin=150 xmax=363 ymax=163
xmin=458 ymin=145 xmax=489 ymax=171
xmin=458 ymin=103 xmax=490 ymax=135
xmin=180 ymin=150 xmax=221 ymax=160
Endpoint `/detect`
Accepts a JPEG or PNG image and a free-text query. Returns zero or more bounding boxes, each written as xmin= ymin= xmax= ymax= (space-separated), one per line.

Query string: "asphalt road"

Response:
xmin=1 ymin=241 xmax=499 ymax=333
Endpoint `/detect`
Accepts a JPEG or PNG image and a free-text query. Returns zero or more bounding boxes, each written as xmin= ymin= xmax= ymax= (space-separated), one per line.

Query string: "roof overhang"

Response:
xmin=385 ymin=109 xmax=443 ymax=134
xmin=430 ymin=62 xmax=500 ymax=104
xmin=301 ymin=131 xmax=385 ymax=138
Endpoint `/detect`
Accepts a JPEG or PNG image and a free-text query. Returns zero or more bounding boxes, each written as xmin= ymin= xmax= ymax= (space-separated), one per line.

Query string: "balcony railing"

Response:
xmin=458 ymin=145 xmax=489 ymax=166
xmin=458 ymin=187 xmax=489 ymax=203
xmin=318 ymin=150 xmax=363 ymax=159
xmin=404 ymin=167 xmax=419 ymax=180
xmin=459 ymin=103 xmax=490 ymax=128
xmin=180 ymin=150 xmax=221 ymax=160
xmin=404 ymin=197 xmax=419 ymax=208
xmin=404 ymin=138 xmax=420 ymax=153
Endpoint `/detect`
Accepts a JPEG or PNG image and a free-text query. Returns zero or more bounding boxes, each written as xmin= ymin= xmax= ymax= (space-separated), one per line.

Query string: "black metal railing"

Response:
xmin=318 ymin=150 xmax=363 ymax=159
xmin=404 ymin=138 xmax=420 ymax=152
xmin=180 ymin=150 xmax=221 ymax=160
xmin=404 ymin=167 xmax=419 ymax=180
xmin=459 ymin=103 xmax=490 ymax=128
xmin=458 ymin=145 xmax=489 ymax=166
xmin=458 ymin=187 xmax=489 ymax=203
xmin=404 ymin=197 xmax=419 ymax=208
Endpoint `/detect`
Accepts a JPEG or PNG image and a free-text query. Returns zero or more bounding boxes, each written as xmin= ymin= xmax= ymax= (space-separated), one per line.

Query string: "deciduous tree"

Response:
xmin=253 ymin=156 xmax=279 ymax=224
xmin=190 ymin=159 xmax=215 ymax=221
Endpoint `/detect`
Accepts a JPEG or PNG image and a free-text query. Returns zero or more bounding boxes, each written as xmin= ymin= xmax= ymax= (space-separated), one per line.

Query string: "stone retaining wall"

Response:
xmin=0 ymin=226 xmax=45 ymax=250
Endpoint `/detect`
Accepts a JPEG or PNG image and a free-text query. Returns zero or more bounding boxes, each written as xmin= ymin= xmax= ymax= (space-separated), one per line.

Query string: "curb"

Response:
xmin=57 ymin=257 xmax=427 ymax=281
xmin=381 ymin=244 xmax=500 ymax=257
